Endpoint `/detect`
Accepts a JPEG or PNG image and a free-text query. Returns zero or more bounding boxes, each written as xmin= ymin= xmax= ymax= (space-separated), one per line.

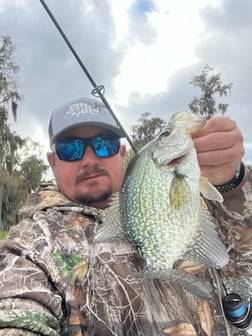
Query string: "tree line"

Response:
xmin=0 ymin=36 xmax=48 ymax=237
xmin=0 ymin=35 xmax=233 ymax=235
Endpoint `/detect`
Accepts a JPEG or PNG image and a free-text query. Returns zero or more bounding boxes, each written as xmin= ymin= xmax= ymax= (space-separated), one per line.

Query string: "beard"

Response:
xmin=74 ymin=166 xmax=113 ymax=206
xmin=75 ymin=186 xmax=113 ymax=206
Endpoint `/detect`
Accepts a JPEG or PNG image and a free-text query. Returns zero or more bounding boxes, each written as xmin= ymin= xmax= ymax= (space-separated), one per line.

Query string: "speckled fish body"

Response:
xmin=119 ymin=111 xmax=228 ymax=276
xmin=95 ymin=111 xmax=229 ymax=279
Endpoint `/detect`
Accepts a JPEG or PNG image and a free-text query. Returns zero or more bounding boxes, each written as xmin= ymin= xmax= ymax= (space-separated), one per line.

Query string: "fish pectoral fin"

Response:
xmin=94 ymin=193 xmax=125 ymax=243
xmin=199 ymin=176 xmax=223 ymax=202
xmin=185 ymin=208 xmax=229 ymax=269
xmin=170 ymin=269 xmax=212 ymax=300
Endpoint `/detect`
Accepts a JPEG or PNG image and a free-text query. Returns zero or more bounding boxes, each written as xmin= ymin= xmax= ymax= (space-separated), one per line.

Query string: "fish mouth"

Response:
xmin=164 ymin=154 xmax=186 ymax=166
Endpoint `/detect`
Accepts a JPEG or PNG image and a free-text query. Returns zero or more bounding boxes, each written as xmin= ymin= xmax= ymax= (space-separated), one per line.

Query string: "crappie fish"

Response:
xmin=95 ymin=111 xmax=229 ymax=281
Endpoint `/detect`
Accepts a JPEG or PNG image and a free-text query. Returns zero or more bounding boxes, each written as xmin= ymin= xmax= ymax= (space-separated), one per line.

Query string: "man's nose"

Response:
xmin=80 ymin=145 xmax=99 ymax=166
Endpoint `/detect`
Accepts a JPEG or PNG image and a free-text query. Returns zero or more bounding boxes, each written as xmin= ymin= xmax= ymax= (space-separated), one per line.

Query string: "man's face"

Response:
xmin=47 ymin=126 xmax=126 ymax=209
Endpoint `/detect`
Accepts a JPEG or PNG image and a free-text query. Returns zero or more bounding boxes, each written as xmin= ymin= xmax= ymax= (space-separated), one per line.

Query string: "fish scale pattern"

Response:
xmin=118 ymin=112 xmax=228 ymax=277
xmin=121 ymin=142 xmax=201 ymax=275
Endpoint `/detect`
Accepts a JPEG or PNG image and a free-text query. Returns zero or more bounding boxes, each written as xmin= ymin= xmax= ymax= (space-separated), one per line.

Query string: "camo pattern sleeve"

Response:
xmin=0 ymin=184 xmax=103 ymax=335
xmin=0 ymin=219 xmax=62 ymax=335
xmin=205 ymin=165 xmax=252 ymax=298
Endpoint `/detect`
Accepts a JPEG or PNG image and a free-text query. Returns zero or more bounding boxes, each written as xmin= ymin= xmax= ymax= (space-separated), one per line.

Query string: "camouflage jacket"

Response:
xmin=0 ymin=167 xmax=252 ymax=336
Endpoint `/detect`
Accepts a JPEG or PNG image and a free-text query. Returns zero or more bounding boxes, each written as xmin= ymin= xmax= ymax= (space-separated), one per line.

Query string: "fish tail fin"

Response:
xmin=143 ymin=268 xmax=213 ymax=300
xmin=170 ymin=269 xmax=213 ymax=300
xmin=137 ymin=266 xmax=212 ymax=300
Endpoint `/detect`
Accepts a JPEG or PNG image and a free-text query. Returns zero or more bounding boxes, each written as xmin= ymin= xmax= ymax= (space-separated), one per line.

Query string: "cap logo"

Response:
xmin=65 ymin=102 xmax=101 ymax=117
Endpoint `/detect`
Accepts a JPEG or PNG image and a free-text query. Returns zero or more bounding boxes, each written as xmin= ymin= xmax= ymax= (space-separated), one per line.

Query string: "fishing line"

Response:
xmin=40 ymin=0 xmax=137 ymax=153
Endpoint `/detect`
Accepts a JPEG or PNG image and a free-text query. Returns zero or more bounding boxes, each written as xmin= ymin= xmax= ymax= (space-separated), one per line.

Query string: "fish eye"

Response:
xmin=159 ymin=129 xmax=171 ymax=140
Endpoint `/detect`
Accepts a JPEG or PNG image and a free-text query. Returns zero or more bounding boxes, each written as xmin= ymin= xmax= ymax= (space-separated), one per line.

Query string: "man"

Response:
xmin=0 ymin=96 xmax=251 ymax=336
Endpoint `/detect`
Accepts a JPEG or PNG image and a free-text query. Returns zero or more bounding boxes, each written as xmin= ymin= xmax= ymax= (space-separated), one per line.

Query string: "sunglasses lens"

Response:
xmin=55 ymin=136 xmax=120 ymax=161
xmin=92 ymin=137 xmax=120 ymax=157
xmin=56 ymin=139 xmax=85 ymax=161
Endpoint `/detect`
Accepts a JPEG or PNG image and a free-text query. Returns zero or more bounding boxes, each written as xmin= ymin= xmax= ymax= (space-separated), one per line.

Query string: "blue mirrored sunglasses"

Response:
xmin=53 ymin=135 xmax=120 ymax=161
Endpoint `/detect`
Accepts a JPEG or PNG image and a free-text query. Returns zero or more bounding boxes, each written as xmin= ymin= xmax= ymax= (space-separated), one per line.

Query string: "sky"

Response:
xmin=0 ymin=0 xmax=251 ymax=169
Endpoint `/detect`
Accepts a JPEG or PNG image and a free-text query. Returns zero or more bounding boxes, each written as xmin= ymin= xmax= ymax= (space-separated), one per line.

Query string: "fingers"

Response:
xmin=193 ymin=130 xmax=240 ymax=154
xmin=196 ymin=144 xmax=244 ymax=168
xmin=191 ymin=116 xmax=245 ymax=185
xmin=198 ymin=158 xmax=242 ymax=185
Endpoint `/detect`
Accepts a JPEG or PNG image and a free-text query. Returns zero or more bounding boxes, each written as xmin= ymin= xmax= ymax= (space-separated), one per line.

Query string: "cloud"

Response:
xmin=0 ymin=0 xmax=124 ymax=147
xmin=194 ymin=0 xmax=252 ymax=162
xmin=0 ymin=0 xmax=251 ymax=165
xmin=127 ymin=0 xmax=158 ymax=44
xmin=130 ymin=0 xmax=157 ymax=16
xmin=195 ymin=1 xmax=252 ymax=103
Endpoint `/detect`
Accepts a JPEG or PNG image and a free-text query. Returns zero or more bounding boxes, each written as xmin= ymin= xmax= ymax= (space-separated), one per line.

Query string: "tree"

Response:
xmin=0 ymin=35 xmax=20 ymax=118
xmin=19 ymin=154 xmax=48 ymax=193
xmin=131 ymin=112 xmax=166 ymax=150
xmin=125 ymin=112 xmax=166 ymax=165
xmin=0 ymin=36 xmax=23 ymax=175
xmin=188 ymin=64 xmax=233 ymax=119
xmin=0 ymin=167 xmax=26 ymax=232
xmin=0 ymin=35 xmax=48 ymax=233
xmin=0 ymin=35 xmax=22 ymax=232
xmin=0 ymin=138 xmax=48 ymax=233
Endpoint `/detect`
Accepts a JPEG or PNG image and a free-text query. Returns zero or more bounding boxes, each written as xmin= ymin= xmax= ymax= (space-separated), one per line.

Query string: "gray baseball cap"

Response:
xmin=49 ymin=96 xmax=125 ymax=144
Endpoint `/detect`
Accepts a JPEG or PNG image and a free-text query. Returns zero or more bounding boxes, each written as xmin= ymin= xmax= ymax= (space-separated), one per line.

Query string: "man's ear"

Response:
xmin=47 ymin=152 xmax=55 ymax=169
xmin=120 ymin=144 xmax=127 ymax=158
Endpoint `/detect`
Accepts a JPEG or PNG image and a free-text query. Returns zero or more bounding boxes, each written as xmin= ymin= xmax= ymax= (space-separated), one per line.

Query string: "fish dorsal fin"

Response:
xmin=199 ymin=176 xmax=223 ymax=202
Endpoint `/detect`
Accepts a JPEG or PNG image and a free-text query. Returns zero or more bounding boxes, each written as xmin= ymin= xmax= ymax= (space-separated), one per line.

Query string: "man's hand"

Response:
xmin=191 ymin=116 xmax=245 ymax=185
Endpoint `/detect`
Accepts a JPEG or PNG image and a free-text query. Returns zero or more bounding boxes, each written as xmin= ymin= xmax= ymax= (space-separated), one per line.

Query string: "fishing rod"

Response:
xmin=40 ymin=0 xmax=137 ymax=153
